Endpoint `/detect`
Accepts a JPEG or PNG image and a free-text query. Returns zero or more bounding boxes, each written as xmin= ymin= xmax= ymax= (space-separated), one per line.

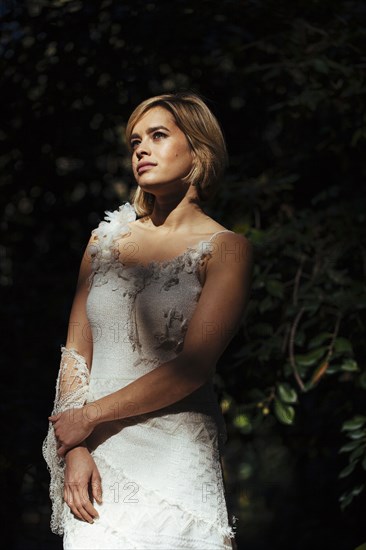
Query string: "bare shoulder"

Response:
xmin=210 ymin=230 xmax=253 ymax=257
xmin=206 ymin=231 xmax=253 ymax=276
xmin=131 ymin=216 xmax=149 ymax=226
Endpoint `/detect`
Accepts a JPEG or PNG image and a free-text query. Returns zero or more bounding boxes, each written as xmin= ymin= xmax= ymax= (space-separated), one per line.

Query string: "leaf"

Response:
xmin=308 ymin=332 xmax=332 ymax=349
xmin=339 ymin=491 xmax=354 ymax=510
xmin=359 ymin=372 xmax=366 ymax=390
xmin=348 ymin=430 xmax=366 ymax=440
xmin=238 ymin=462 xmax=253 ymax=480
xmin=247 ymin=228 xmax=268 ymax=246
xmin=341 ymin=359 xmax=359 ymax=372
xmin=233 ymin=414 xmax=252 ymax=433
xmin=277 ymin=382 xmax=298 ymax=404
xmin=354 ymin=543 xmax=366 ymax=550
xmin=352 ymin=484 xmax=365 ymax=496
xmin=266 ymin=279 xmax=284 ymax=298
xmin=295 ymin=347 xmax=327 ymax=367
xmin=326 ymin=363 xmax=342 ymax=375
xmin=334 ymin=337 xmax=353 ymax=354
xmin=350 ymin=446 xmax=365 ymax=462
xmin=340 ymin=485 xmax=364 ymax=513
xmin=274 ymin=398 xmax=295 ymax=425
xmin=341 ymin=417 xmax=366 ymax=431
xmin=259 ymin=295 xmax=274 ymax=313
xmin=339 ymin=440 xmax=362 ymax=453
xmin=338 ymin=461 xmax=357 ymax=478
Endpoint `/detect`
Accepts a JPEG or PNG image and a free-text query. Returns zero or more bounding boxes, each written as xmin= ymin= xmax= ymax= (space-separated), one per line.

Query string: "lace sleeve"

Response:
xmin=42 ymin=345 xmax=90 ymax=535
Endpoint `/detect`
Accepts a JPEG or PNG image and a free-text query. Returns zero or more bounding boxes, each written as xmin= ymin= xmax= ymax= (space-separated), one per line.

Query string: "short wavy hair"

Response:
xmin=125 ymin=92 xmax=228 ymax=217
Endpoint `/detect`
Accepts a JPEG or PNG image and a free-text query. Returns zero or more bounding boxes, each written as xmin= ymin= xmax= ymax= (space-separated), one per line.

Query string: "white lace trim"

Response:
xmin=42 ymin=346 xmax=90 ymax=535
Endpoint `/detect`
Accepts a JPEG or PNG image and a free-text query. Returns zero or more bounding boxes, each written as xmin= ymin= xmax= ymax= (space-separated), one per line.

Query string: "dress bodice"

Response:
xmin=85 ymin=202 xmax=232 ymax=448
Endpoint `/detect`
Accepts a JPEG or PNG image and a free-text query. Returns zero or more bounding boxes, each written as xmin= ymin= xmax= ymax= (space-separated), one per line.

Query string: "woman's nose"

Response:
xmin=135 ymin=141 xmax=150 ymax=159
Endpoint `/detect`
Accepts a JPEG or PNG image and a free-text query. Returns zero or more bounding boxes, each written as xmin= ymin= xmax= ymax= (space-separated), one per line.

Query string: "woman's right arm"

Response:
xmin=61 ymin=234 xmax=103 ymax=523
xmin=43 ymin=234 xmax=102 ymax=531
xmin=64 ymin=233 xmax=96 ymax=365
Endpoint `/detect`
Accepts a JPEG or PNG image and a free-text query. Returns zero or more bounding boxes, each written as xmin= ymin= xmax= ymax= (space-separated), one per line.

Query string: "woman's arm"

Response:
xmin=42 ymin=234 xmax=101 ymax=533
xmin=51 ymin=233 xmax=95 ymax=425
xmin=51 ymin=232 xmax=253 ymax=457
xmin=46 ymin=233 xmax=95 ymax=417
xmin=63 ymin=234 xmax=95 ymax=365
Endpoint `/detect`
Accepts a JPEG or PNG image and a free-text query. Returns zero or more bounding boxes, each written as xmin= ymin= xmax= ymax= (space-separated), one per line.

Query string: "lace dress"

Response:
xmin=43 ymin=202 xmax=237 ymax=550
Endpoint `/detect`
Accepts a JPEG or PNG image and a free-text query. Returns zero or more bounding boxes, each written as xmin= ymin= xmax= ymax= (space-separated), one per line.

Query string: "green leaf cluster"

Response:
xmin=338 ymin=416 xmax=366 ymax=509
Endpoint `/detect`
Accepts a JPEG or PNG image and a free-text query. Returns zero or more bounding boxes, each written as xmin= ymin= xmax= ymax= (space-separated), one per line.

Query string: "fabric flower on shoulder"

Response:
xmin=88 ymin=202 xmax=137 ymax=288
xmin=92 ymin=202 xmax=136 ymax=243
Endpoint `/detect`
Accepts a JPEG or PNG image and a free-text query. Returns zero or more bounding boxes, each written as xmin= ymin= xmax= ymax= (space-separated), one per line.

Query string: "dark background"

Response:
xmin=1 ymin=1 xmax=365 ymax=549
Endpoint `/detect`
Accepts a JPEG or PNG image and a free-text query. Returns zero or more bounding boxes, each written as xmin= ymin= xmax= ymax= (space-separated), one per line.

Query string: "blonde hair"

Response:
xmin=125 ymin=92 xmax=228 ymax=217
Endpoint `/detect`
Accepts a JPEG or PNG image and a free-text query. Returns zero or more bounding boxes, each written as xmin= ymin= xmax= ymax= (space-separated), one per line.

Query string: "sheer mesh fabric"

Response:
xmin=42 ymin=346 xmax=90 ymax=535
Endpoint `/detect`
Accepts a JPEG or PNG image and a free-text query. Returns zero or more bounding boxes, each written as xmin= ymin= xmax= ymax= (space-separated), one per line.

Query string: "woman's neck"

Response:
xmin=147 ymin=188 xmax=206 ymax=231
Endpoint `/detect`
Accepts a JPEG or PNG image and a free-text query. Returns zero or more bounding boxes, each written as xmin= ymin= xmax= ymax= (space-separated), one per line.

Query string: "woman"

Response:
xmin=43 ymin=92 xmax=253 ymax=549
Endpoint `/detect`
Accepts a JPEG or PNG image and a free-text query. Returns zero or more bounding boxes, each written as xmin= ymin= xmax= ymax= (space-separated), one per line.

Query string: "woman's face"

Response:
xmin=130 ymin=107 xmax=194 ymax=195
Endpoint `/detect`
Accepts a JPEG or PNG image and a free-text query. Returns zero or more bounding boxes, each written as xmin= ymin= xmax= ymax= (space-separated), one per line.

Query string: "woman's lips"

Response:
xmin=137 ymin=163 xmax=156 ymax=174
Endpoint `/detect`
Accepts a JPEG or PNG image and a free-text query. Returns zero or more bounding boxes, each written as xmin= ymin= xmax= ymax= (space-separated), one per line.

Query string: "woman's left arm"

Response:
xmin=51 ymin=233 xmax=253 ymax=457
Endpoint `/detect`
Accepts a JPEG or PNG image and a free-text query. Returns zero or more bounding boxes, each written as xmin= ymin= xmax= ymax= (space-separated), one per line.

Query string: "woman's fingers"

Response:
xmin=52 ymin=407 xmax=94 ymax=440
xmin=64 ymin=484 xmax=84 ymax=522
xmin=69 ymin=496 xmax=96 ymax=524
xmin=64 ymin=483 xmax=100 ymax=523
xmin=91 ymin=468 xmax=103 ymax=504
xmin=75 ymin=491 xmax=99 ymax=524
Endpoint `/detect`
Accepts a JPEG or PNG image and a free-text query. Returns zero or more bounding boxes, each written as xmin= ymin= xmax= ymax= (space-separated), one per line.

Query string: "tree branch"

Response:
xmin=292 ymin=259 xmax=304 ymax=306
xmin=325 ymin=311 xmax=342 ymax=363
xmin=289 ymin=307 xmax=306 ymax=392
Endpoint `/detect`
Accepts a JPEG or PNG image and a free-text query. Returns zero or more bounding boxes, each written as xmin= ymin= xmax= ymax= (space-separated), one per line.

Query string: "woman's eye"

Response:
xmin=131 ymin=140 xmax=140 ymax=150
xmin=153 ymin=131 xmax=166 ymax=140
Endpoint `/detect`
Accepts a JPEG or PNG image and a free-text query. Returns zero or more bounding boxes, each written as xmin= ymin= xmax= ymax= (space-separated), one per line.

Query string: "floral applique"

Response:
xmin=161 ymin=275 xmax=180 ymax=291
xmin=153 ymin=307 xmax=189 ymax=353
xmin=87 ymin=202 xmax=137 ymax=289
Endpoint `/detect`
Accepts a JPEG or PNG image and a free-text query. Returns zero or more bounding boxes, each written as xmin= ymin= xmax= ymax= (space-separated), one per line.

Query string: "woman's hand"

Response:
xmin=64 ymin=445 xmax=103 ymax=523
xmin=49 ymin=406 xmax=95 ymax=458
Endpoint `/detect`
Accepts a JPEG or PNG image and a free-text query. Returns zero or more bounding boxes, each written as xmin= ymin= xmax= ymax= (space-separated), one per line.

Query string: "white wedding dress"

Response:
xmin=43 ymin=202 xmax=237 ymax=549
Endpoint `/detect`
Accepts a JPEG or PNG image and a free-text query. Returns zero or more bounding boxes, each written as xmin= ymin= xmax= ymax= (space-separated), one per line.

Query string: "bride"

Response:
xmin=43 ymin=92 xmax=252 ymax=549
